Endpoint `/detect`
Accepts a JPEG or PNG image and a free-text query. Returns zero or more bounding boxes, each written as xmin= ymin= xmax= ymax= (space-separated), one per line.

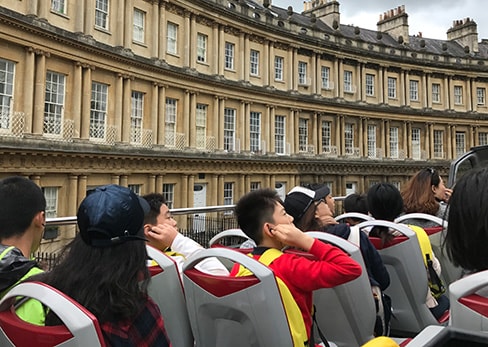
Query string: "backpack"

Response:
xmin=348 ymin=226 xmax=391 ymax=336
xmin=408 ymin=225 xmax=446 ymax=299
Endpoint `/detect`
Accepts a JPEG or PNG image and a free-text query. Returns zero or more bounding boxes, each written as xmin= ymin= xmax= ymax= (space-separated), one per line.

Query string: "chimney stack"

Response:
xmin=447 ymin=18 xmax=478 ymax=53
xmin=377 ymin=5 xmax=409 ymax=44
xmin=303 ymin=0 xmax=340 ymax=30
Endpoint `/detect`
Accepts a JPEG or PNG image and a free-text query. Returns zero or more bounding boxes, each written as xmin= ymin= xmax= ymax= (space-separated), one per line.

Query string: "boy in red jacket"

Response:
xmin=231 ymin=189 xmax=362 ymax=346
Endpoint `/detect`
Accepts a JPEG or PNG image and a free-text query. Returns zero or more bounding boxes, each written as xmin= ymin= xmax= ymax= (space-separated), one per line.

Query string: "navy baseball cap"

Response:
xmin=77 ymin=184 xmax=149 ymax=247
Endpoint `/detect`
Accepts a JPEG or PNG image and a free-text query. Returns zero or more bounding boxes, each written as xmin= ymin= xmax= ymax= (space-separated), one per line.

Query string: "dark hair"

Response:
xmin=142 ymin=193 xmax=167 ymax=225
xmin=444 ymin=167 xmax=488 ymax=272
xmin=235 ymin=189 xmax=282 ymax=244
xmin=294 ymin=202 xmax=320 ymax=231
xmin=401 ymin=168 xmax=440 ymax=215
xmin=33 ymin=234 xmax=150 ymax=324
xmin=344 ymin=193 xmax=368 ymax=214
xmin=367 ymin=183 xmax=403 ymax=245
xmin=0 ymin=176 xmax=46 ymax=240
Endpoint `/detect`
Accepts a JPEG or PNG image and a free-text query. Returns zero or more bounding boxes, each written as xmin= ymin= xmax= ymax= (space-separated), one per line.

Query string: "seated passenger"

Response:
xmin=343 ymin=193 xmax=369 ymax=225
xmin=284 ymin=185 xmax=391 ymax=336
xmin=142 ymin=193 xmax=229 ymax=276
xmin=231 ymin=188 xmax=362 ymax=347
xmin=445 ymin=167 xmax=488 ymax=278
xmin=0 ymin=176 xmax=46 ymax=325
xmin=401 ymin=168 xmax=452 ymax=228
xmin=32 ymin=185 xmax=171 ymax=346
xmin=367 ymin=182 xmax=449 ymax=320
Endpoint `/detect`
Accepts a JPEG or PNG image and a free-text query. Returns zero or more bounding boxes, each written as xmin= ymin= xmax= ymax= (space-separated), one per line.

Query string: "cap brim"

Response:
xmin=137 ymin=196 xmax=150 ymax=215
xmin=313 ymin=186 xmax=330 ymax=200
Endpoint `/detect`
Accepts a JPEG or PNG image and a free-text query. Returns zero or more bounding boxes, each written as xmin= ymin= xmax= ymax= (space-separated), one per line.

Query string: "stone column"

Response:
xmin=85 ymin=0 xmax=94 ymax=37
xmin=81 ymin=66 xmax=93 ymax=140
xmin=378 ymin=65 xmax=384 ymax=104
xmin=333 ymin=58 xmax=339 ymax=98
xmin=189 ymin=14 xmax=196 ymax=69
xmin=77 ymin=175 xmax=88 ymax=207
xmin=218 ymin=25 xmax=225 ymax=75
xmin=159 ymin=3 xmax=167 ymax=59
xmin=422 ymin=73 xmax=428 ymax=108
xmin=243 ymin=33 xmax=250 ymax=82
xmin=288 ymin=46 xmax=294 ymax=90
xmin=213 ymin=23 xmax=219 ymax=75
xmin=120 ymin=175 xmax=128 ymax=187
xmin=74 ymin=1 xmax=85 ymax=33
xmin=156 ymin=175 xmax=164 ymax=193
xmin=151 ymin=0 xmax=159 ymax=58
xmin=426 ymin=74 xmax=432 ymax=108
xmin=33 ymin=51 xmax=47 ymax=135
xmin=188 ymin=175 xmax=195 ymax=207
xmin=148 ymin=174 xmax=156 ymax=194
xmin=67 ymin=175 xmax=78 ymax=238
xmin=124 ymin=0 xmax=133 ymax=48
xmin=184 ymin=11 xmax=191 ymax=68
xmin=72 ymin=62 xmax=83 ymax=139
xmin=23 ymin=47 xmax=35 ymax=133
xmin=338 ymin=59 xmax=344 ymax=98
xmin=111 ymin=174 xmax=120 ymax=184
xmin=239 ymin=32 xmax=245 ymax=81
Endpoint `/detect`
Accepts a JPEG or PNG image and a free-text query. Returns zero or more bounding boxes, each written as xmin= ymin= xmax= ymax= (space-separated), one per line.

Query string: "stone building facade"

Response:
xmin=0 ymin=0 xmax=487 ymax=251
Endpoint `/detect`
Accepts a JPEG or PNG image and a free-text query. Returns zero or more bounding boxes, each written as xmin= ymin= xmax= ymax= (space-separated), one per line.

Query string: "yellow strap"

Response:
xmin=236 ymin=249 xmax=309 ymax=347
xmin=408 ymin=225 xmax=433 ymax=266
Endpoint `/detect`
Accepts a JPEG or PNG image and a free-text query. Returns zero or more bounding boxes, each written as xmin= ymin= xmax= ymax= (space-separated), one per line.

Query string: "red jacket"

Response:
xmin=231 ymin=239 xmax=362 ymax=340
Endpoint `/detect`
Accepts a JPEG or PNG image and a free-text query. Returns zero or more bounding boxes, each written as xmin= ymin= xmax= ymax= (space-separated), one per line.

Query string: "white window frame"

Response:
xmin=165 ymin=98 xmax=177 ymax=147
xmin=196 ymin=33 xmax=207 ymax=63
xmin=223 ymin=182 xmax=234 ymax=206
xmin=298 ymin=118 xmax=308 ymax=152
xmin=250 ymin=50 xmax=259 ymax=76
xmin=224 ymin=42 xmax=235 ymax=70
xmin=389 ymin=126 xmax=399 ymax=159
xmin=367 ymin=125 xmax=377 ymax=158
xmin=44 ymin=71 xmax=65 ymax=136
xmin=410 ymin=80 xmax=419 ymax=101
xmin=128 ymin=184 xmax=142 ymax=195
xmin=365 ymin=74 xmax=374 ymax=96
xmin=274 ymin=56 xmax=284 ymax=81
xmin=250 ymin=111 xmax=261 ymax=152
xmin=0 ymin=59 xmax=15 ymax=130
xmin=196 ymin=103 xmax=207 ymax=149
xmin=455 ymin=131 xmax=466 ymax=158
xmin=95 ymin=0 xmax=109 ymax=30
xmin=454 ymin=86 xmax=463 ymax=105
xmin=345 ymin=123 xmax=354 ymax=154
xmin=133 ymin=8 xmax=145 ymax=43
xmin=166 ymin=22 xmax=178 ymax=55
xmin=321 ymin=120 xmax=331 ymax=152
xmin=344 ymin=70 xmax=353 ymax=93
xmin=250 ymin=182 xmax=261 ymax=191
xmin=51 ymin=0 xmax=66 ymax=14
xmin=477 ymin=87 xmax=486 ymax=106
xmin=433 ymin=130 xmax=444 ymax=158
xmin=275 ymin=115 xmax=286 ymax=155
xmin=412 ymin=128 xmax=421 ymax=160
xmin=298 ymin=62 xmax=307 ymax=85
xmin=90 ymin=82 xmax=108 ymax=139
xmin=224 ymin=108 xmax=236 ymax=152
xmin=432 ymin=83 xmax=441 ymax=103
xmin=388 ymin=77 xmax=397 ymax=99
xmin=321 ymin=66 xmax=330 ymax=89
xmin=162 ymin=184 xmax=174 ymax=209
xmin=479 ymin=132 xmax=488 ymax=146
xmin=130 ymin=91 xmax=144 ymax=144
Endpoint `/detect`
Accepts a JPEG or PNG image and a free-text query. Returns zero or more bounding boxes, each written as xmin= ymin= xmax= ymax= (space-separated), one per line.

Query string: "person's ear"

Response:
xmin=35 ymin=211 xmax=46 ymax=228
xmin=264 ymin=223 xmax=274 ymax=237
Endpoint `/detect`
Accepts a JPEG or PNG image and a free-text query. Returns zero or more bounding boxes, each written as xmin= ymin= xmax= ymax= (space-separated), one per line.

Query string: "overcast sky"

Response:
xmin=272 ymin=0 xmax=488 ymax=41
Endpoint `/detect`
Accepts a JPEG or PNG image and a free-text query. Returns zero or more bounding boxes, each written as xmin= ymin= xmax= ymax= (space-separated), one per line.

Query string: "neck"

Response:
xmin=258 ymin=238 xmax=282 ymax=249
xmin=1 ymin=234 xmax=33 ymax=258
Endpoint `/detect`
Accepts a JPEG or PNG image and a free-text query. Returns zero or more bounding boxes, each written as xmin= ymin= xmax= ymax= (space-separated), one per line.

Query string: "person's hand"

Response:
xmin=316 ymin=214 xmax=338 ymax=227
xmin=144 ymin=223 xmax=178 ymax=251
xmin=443 ymin=188 xmax=453 ymax=202
xmin=269 ymin=223 xmax=314 ymax=251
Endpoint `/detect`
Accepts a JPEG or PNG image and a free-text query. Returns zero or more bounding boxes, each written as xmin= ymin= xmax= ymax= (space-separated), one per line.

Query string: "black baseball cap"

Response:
xmin=77 ymin=184 xmax=149 ymax=247
xmin=284 ymin=185 xmax=330 ymax=223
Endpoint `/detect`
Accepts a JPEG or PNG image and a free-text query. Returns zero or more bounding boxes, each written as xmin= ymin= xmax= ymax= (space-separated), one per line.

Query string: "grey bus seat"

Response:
xmin=395 ymin=213 xmax=463 ymax=287
xmin=146 ymin=245 xmax=194 ymax=347
xmin=335 ymin=212 xmax=374 ymax=224
xmin=304 ymin=231 xmax=376 ymax=347
xmin=208 ymin=228 xmax=252 ymax=248
xmin=0 ymin=281 xmax=105 ymax=347
xmin=182 ymin=247 xmax=296 ymax=347
xmin=356 ymin=220 xmax=445 ymax=335
xmin=405 ymin=325 xmax=488 ymax=346
xmin=449 ymin=270 xmax=488 ymax=332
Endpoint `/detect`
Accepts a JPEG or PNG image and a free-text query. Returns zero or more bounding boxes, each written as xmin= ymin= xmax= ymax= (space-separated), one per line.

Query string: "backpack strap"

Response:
xmin=408 ymin=225 xmax=433 ymax=266
xmin=347 ymin=225 xmax=361 ymax=247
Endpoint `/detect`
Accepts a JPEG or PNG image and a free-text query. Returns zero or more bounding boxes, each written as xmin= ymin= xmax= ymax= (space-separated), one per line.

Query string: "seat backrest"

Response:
xmin=208 ymin=228 xmax=252 ymax=248
xmin=0 ymin=281 xmax=105 ymax=347
xmin=182 ymin=247 xmax=295 ymax=347
xmin=146 ymin=245 xmax=194 ymax=347
xmin=305 ymin=231 xmax=376 ymax=347
xmin=357 ymin=220 xmax=441 ymax=335
xmin=449 ymin=270 xmax=488 ymax=332
xmin=335 ymin=212 xmax=374 ymax=224
xmin=405 ymin=325 xmax=488 ymax=347
xmin=395 ymin=213 xmax=463 ymax=287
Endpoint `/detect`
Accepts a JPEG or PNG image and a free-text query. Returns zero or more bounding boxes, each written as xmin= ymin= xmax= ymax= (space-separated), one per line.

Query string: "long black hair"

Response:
xmin=33 ymin=234 xmax=150 ymax=324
